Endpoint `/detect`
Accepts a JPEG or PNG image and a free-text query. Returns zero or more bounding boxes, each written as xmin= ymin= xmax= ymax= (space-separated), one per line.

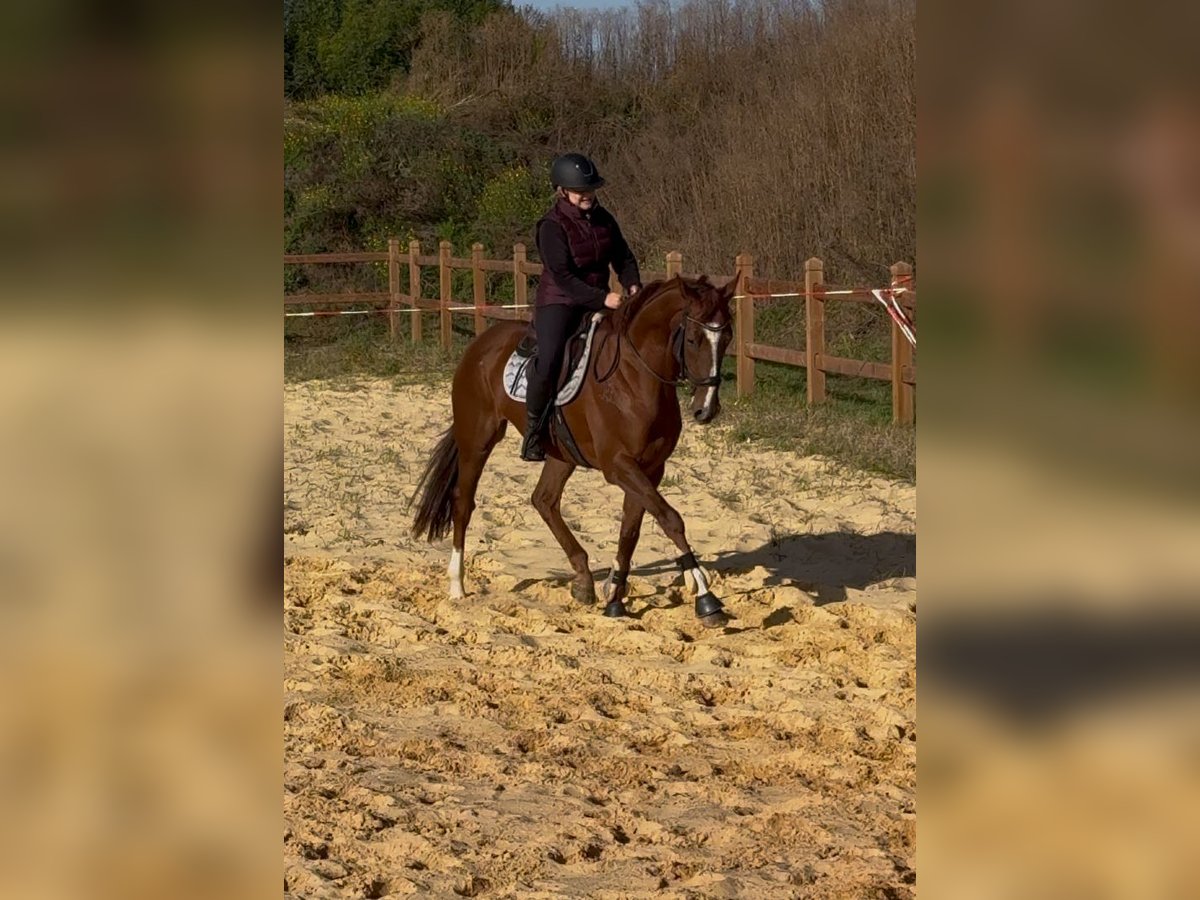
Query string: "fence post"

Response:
xmin=408 ymin=240 xmax=423 ymax=343
xmin=388 ymin=238 xmax=400 ymax=341
xmin=665 ymin=250 xmax=682 ymax=278
xmin=735 ymin=253 xmax=755 ymax=398
xmin=805 ymin=257 xmax=826 ymax=405
xmin=890 ymin=261 xmax=915 ymax=425
xmin=472 ymin=243 xmax=486 ymax=335
xmin=513 ymin=243 xmax=528 ymax=319
xmin=439 ymin=240 xmax=452 ymax=351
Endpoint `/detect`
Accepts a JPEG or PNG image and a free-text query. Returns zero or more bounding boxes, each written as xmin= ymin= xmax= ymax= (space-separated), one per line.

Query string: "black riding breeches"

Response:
xmin=526 ymin=302 xmax=589 ymax=423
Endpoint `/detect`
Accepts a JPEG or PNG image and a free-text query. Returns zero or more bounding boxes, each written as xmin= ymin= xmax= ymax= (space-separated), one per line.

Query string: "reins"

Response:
xmin=593 ymin=288 xmax=731 ymax=389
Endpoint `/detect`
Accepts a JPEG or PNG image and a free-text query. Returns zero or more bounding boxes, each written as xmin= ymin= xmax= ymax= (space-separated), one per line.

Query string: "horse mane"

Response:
xmin=612 ymin=277 xmax=686 ymax=335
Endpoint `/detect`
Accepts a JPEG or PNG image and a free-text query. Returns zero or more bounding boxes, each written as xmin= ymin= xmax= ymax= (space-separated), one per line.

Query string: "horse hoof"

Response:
xmin=699 ymin=610 xmax=730 ymax=629
xmin=695 ymin=592 xmax=724 ymax=619
xmin=571 ymin=582 xmax=597 ymax=605
xmin=603 ymin=599 xmax=627 ymax=618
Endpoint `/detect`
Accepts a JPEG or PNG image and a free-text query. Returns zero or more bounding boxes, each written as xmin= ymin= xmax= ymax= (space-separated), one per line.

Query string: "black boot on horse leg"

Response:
xmin=602 ymin=569 xmax=628 ymax=617
xmin=677 ymin=550 xmax=727 ymax=627
xmin=611 ymin=459 xmax=729 ymax=627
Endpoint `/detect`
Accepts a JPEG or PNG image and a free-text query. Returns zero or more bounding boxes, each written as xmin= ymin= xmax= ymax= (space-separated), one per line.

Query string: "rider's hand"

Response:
xmin=604 ymin=292 xmax=623 ymax=309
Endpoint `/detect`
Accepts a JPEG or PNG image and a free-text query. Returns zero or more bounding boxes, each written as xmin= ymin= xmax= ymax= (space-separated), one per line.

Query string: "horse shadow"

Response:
xmin=706 ymin=531 xmax=915 ymax=606
xmin=510 ymin=574 xmax=688 ymax=617
xmin=511 ymin=530 xmax=914 ymax=616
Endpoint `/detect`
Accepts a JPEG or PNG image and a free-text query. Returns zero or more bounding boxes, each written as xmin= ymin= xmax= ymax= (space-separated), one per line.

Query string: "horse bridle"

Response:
xmin=593 ymin=282 xmax=733 ymax=388
xmin=627 ymin=313 xmax=731 ymax=388
xmin=677 ymin=316 xmax=732 ymax=387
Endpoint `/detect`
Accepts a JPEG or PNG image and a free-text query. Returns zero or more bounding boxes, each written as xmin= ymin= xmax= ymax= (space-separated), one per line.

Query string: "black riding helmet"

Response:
xmin=550 ymin=153 xmax=605 ymax=192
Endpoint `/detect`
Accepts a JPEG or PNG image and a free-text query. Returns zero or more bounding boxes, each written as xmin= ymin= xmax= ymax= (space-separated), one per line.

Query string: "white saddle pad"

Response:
xmin=503 ymin=313 xmax=602 ymax=406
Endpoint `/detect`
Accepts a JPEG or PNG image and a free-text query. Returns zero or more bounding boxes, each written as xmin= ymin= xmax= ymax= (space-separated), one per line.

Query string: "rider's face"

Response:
xmin=565 ymin=189 xmax=596 ymax=209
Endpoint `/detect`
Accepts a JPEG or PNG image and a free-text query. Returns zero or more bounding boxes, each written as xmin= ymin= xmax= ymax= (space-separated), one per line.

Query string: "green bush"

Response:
xmin=474 ymin=166 xmax=548 ymax=249
xmin=286 ymin=0 xmax=510 ymax=98
xmin=284 ymin=92 xmax=505 ymax=261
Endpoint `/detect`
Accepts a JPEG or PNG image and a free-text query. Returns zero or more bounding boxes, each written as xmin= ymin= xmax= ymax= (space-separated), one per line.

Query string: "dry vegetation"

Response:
xmin=404 ymin=0 xmax=915 ymax=282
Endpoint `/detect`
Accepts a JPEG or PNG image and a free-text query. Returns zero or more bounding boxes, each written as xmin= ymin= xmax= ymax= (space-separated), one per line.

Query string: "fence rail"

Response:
xmin=284 ymin=241 xmax=916 ymax=424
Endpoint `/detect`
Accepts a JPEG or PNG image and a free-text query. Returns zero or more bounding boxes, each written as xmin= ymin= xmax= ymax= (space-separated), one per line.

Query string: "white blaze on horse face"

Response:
xmin=448 ymin=548 xmax=464 ymax=599
xmin=700 ymin=324 xmax=721 ymax=413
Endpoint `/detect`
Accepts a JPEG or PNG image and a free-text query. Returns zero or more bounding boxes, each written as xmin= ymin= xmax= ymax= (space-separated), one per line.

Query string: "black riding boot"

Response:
xmin=520 ymin=402 xmax=551 ymax=462
xmin=522 ymin=303 xmax=581 ymax=462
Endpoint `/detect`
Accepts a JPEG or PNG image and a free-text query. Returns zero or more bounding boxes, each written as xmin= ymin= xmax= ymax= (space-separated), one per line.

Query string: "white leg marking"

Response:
xmin=689 ymin=566 xmax=710 ymax=596
xmin=603 ymin=558 xmax=621 ymax=601
xmin=448 ymin=548 xmax=464 ymax=599
xmin=701 ymin=326 xmax=721 ymax=415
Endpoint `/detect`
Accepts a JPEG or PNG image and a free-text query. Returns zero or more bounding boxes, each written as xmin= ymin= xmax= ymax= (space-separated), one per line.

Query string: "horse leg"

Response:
xmin=448 ymin=417 xmax=506 ymax=600
xmin=607 ymin=458 xmax=728 ymax=627
xmin=530 ymin=457 xmax=595 ymax=605
xmin=600 ymin=464 xmax=662 ymax=617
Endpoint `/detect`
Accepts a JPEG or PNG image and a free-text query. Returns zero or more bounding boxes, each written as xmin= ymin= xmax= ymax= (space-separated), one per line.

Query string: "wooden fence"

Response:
xmin=284 ymin=241 xmax=916 ymax=424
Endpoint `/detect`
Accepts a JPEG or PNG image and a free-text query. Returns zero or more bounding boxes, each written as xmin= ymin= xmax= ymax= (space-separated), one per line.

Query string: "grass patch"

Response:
xmin=716 ymin=359 xmax=914 ymax=482
xmin=285 ymin=315 xmax=468 ymax=384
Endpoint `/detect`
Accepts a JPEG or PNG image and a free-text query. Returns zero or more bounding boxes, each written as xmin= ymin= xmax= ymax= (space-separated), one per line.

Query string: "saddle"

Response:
xmin=503 ymin=313 xmax=603 ymax=469
xmin=503 ymin=312 xmax=602 ymax=407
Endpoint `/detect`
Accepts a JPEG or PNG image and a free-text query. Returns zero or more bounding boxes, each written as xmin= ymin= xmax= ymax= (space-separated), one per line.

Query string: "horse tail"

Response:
xmin=409 ymin=428 xmax=458 ymax=542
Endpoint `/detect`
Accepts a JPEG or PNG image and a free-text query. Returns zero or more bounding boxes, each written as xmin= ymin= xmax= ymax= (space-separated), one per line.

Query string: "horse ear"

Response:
xmin=721 ymin=272 xmax=741 ymax=301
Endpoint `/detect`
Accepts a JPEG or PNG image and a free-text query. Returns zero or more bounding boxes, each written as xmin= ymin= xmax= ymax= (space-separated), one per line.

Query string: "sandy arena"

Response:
xmin=284 ymin=379 xmax=916 ymax=898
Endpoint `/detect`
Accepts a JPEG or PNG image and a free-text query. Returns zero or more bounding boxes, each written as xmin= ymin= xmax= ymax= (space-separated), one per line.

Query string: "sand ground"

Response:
xmin=284 ymin=379 xmax=916 ymax=898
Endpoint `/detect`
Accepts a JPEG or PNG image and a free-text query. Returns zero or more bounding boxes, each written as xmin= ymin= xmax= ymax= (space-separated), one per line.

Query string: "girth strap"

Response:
xmin=551 ymin=406 xmax=594 ymax=469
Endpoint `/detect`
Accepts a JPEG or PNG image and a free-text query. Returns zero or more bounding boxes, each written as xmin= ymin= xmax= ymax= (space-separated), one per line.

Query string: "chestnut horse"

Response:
xmin=410 ymin=274 xmax=738 ymax=626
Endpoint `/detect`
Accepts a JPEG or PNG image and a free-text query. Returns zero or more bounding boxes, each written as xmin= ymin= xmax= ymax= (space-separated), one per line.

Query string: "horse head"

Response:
xmin=676 ymin=273 xmax=738 ymax=423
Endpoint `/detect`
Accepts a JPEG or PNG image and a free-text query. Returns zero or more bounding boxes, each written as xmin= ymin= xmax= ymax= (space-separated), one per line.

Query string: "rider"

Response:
xmin=521 ymin=153 xmax=642 ymax=462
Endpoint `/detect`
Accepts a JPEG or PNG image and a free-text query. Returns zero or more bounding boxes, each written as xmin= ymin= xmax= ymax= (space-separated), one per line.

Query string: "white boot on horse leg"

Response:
xmin=448 ymin=548 xmax=465 ymax=600
xmin=601 ymin=559 xmax=620 ymax=602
